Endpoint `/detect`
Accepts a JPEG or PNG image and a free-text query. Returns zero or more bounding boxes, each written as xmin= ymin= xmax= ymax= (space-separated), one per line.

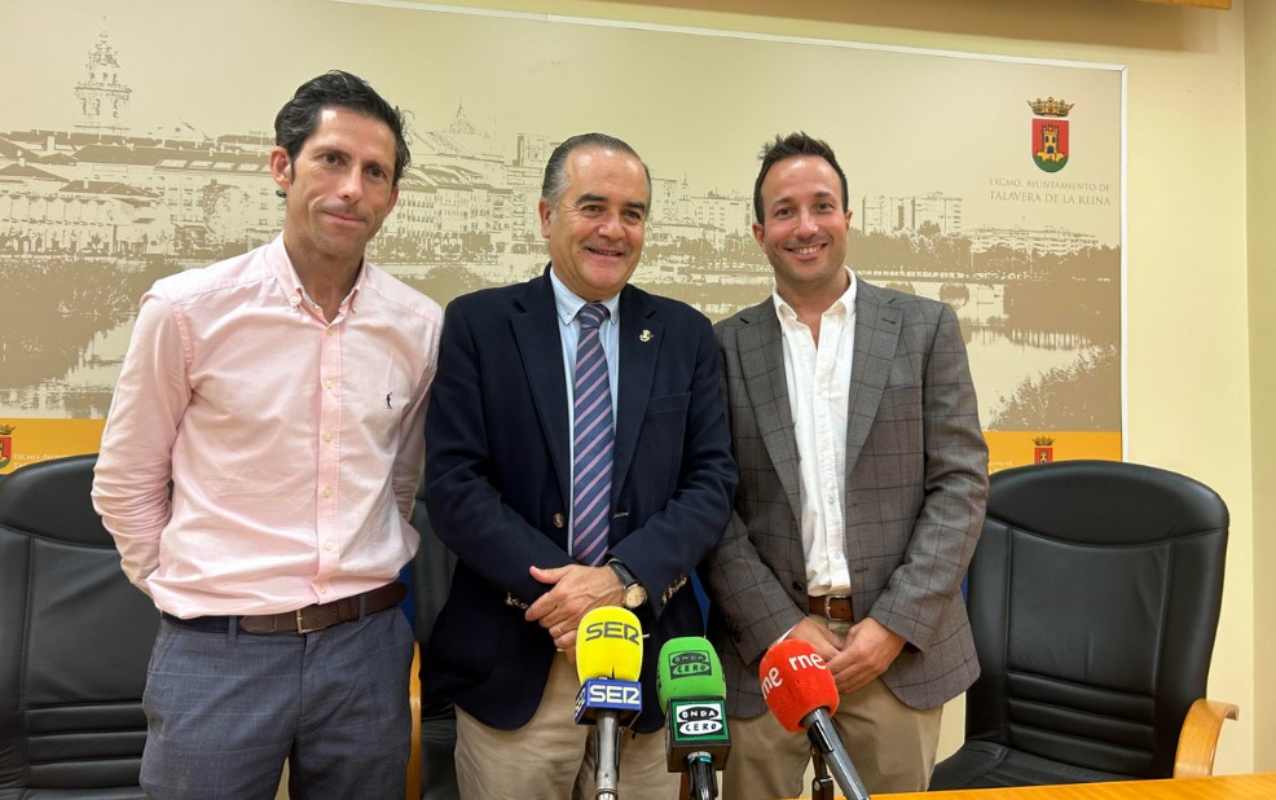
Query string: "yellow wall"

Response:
xmin=428 ymin=0 xmax=1260 ymax=772
xmin=1245 ymin=0 xmax=1276 ymax=773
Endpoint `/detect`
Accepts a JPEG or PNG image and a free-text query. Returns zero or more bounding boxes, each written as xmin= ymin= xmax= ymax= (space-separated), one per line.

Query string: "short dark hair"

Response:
xmin=541 ymin=132 xmax=653 ymax=208
xmin=753 ymin=132 xmax=849 ymax=224
xmin=274 ymin=70 xmax=411 ymax=185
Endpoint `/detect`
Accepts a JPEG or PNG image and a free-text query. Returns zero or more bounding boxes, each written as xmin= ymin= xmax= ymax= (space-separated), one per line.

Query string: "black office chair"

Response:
xmin=409 ymin=481 xmax=459 ymax=800
xmin=0 ymin=455 xmax=157 ymax=800
xmin=931 ymin=460 xmax=1237 ymax=790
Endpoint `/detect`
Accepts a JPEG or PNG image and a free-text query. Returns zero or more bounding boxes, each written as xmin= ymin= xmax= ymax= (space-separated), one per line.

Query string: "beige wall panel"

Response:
xmin=1245 ymin=0 xmax=1276 ymax=775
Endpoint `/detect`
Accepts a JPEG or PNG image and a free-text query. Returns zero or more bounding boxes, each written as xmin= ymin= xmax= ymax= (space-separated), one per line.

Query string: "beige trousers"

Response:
xmin=454 ymin=653 xmax=679 ymax=800
xmin=724 ymin=621 xmax=943 ymax=800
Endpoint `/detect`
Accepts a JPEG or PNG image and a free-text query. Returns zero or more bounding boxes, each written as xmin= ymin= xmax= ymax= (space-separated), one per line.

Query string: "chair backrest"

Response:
xmin=964 ymin=460 xmax=1228 ymax=779
xmin=411 ymin=479 xmax=457 ymax=719
xmin=0 ymin=455 xmax=157 ymax=797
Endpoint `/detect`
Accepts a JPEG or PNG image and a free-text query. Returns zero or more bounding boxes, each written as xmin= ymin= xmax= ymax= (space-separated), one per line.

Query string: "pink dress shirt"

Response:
xmin=92 ymin=235 xmax=442 ymax=618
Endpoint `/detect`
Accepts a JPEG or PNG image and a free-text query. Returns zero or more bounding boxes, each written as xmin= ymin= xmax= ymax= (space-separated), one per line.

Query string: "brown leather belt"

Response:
xmin=167 ymin=582 xmax=406 ymax=635
xmin=808 ymin=594 xmax=854 ymax=621
xmin=241 ymin=582 xmax=406 ymax=634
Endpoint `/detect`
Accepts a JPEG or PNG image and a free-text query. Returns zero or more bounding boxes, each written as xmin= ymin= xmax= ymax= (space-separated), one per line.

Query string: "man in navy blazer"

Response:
xmin=423 ymin=133 xmax=736 ymax=799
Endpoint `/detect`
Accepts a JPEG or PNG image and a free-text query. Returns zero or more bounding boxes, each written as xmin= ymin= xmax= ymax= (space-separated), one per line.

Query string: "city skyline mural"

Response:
xmin=0 ymin=0 xmax=1124 ymax=472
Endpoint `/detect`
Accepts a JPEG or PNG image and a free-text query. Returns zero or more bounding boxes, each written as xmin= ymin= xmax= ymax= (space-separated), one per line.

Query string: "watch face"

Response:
xmin=625 ymin=584 xmax=648 ymax=609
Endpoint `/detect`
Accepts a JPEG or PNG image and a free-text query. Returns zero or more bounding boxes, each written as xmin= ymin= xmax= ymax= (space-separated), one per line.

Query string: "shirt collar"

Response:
xmin=268 ymin=233 xmax=370 ymax=314
xmin=549 ymin=266 xmax=621 ymax=326
xmin=773 ymin=266 xmax=857 ymax=322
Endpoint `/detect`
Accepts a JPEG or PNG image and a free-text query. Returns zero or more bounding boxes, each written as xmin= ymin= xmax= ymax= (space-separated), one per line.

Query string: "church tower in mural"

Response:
xmin=74 ymin=32 xmax=132 ymax=135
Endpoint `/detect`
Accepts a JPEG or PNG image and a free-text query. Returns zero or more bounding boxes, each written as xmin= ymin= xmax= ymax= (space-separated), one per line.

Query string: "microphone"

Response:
xmin=574 ymin=606 xmax=644 ymax=800
xmin=759 ymin=639 xmax=871 ymax=800
xmin=656 ymin=636 xmax=730 ymax=800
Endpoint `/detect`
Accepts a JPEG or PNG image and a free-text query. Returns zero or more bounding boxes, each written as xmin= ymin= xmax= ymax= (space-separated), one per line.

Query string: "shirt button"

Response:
xmin=324 ymin=379 xmax=334 ymax=389
xmin=323 ymin=432 xmax=333 ymax=443
xmin=324 ymin=540 xmax=336 ymax=552
xmin=321 ymin=487 xmax=332 ymax=499
xmin=325 ymin=328 xmax=335 ymax=336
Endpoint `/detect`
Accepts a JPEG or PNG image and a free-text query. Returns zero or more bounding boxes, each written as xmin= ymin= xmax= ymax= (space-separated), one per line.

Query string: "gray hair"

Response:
xmin=540 ymin=132 xmax=652 ymax=209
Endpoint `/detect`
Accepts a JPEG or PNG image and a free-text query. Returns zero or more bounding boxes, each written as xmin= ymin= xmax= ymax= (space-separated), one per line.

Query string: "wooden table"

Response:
xmin=878 ymin=773 xmax=1276 ymax=799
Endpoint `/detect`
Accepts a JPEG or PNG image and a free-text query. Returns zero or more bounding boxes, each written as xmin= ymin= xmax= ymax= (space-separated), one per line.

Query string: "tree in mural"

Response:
xmin=991 ymin=346 xmax=1119 ymax=430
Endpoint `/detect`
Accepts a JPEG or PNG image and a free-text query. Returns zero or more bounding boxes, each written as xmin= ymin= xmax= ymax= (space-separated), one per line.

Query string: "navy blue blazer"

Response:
xmin=422 ymin=267 xmax=737 ymax=733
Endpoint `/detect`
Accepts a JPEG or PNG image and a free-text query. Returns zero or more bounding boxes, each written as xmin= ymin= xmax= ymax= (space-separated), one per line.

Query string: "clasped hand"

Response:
xmin=524 ymin=564 xmax=624 ymax=663
xmin=787 ymin=616 xmax=905 ymax=694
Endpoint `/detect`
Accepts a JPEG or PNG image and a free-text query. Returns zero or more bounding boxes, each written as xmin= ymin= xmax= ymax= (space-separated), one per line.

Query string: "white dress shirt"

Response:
xmin=773 ymin=267 xmax=857 ymax=596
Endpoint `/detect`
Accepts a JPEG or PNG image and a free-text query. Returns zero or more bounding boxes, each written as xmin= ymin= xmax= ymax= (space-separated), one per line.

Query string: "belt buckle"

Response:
xmin=822 ymin=596 xmax=838 ymax=618
xmin=295 ymin=608 xmax=321 ymax=635
xmin=829 ymin=594 xmax=851 ymax=620
xmin=816 ymin=594 xmax=849 ymax=620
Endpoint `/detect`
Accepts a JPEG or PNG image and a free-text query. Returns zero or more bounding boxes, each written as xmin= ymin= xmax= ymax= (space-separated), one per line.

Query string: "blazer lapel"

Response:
xmin=738 ymin=300 xmax=802 ymax=525
xmin=510 ymin=267 xmax=571 ymax=511
xmin=612 ymin=285 xmax=661 ymax=505
xmin=844 ymin=280 xmax=902 ymax=477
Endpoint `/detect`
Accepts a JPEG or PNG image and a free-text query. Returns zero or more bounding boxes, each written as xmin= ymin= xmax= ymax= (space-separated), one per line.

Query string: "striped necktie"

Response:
xmin=571 ymin=302 xmax=613 ymax=566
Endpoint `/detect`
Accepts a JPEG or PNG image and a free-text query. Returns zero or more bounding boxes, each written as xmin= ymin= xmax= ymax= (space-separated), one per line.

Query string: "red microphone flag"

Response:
xmin=758 ymin=639 xmax=840 ymax=733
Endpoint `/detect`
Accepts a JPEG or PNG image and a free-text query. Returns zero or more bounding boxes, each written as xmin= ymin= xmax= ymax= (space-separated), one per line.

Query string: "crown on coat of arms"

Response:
xmin=1027 ymin=97 xmax=1074 ymax=117
xmin=1033 ymin=435 xmax=1055 ymax=446
xmin=0 ymin=425 xmax=14 ymax=435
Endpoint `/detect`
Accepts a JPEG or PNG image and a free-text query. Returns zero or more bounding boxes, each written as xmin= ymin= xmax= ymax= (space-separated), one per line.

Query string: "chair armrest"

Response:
xmin=1173 ymin=697 xmax=1239 ymax=778
xmin=406 ymin=641 xmax=423 ymax=800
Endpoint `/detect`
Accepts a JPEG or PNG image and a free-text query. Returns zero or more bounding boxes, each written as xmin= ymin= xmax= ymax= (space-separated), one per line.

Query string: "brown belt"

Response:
xmin=808 ymin=594 xmax=854 ymax=621
xmin=235 ymin=582 xmax=406 ymax=634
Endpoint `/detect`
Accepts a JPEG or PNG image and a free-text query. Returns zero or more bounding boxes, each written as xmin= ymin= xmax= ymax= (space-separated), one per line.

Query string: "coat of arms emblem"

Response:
xmin=1028 ymin=97 xmax=1073 ymax=173
xmin=1033 ymin=435 xmax=1055 ymax=464
xmin=0 ymin=425 xmax=14 ymax=470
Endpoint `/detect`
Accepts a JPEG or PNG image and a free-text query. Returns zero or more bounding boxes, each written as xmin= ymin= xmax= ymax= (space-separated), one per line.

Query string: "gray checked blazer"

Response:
xmin=704 ymin=278 xmax=989 ymax=715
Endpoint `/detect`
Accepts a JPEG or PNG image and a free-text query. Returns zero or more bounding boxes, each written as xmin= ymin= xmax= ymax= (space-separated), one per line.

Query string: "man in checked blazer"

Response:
xmin=704 ymin=132 xmax=989 ymax=797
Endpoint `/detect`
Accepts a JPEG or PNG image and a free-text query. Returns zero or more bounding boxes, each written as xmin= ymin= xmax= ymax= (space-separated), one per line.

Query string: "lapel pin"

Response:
xmin=640 ymin=329 xmax=653 ymax=343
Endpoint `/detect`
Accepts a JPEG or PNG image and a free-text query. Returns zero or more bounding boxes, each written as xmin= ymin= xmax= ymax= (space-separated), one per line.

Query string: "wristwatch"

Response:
xmin=607 ymin=559 xmax=648 ymax=610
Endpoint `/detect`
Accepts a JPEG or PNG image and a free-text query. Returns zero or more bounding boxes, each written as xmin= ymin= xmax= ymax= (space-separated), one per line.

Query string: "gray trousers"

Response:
xmin=140 ymin=607 xmax=414 ymax=799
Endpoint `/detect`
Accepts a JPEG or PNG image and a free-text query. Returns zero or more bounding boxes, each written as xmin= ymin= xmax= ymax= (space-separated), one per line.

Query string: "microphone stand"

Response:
xmin=595 ymin=715 xmax=621 ymax=799
xmin=676 ymin=753 xmax=718 ymax=800
xmin=804 ymin=709 xmax=871 ymax=800
xmin=810 ymin=746 xmax=835 ymax=800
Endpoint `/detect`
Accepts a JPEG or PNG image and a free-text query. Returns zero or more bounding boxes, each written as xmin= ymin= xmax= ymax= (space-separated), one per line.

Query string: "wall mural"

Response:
xmin=0 ymin=0 xmax=1123 ymax=473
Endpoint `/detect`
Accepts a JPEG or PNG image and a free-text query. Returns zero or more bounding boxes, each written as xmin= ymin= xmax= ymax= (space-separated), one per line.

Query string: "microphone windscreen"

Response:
xmin=758 ymin=638 xmax=840 ymax=733
xmin=656 ymin=636 xmax=726 ymax=708
xmin=576 ymin=606 xmax=644 ymax=682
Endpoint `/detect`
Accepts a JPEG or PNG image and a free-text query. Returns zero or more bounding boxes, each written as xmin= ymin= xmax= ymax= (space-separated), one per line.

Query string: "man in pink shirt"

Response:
xmin=91 ymin=71 xmax=442 ymax=799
